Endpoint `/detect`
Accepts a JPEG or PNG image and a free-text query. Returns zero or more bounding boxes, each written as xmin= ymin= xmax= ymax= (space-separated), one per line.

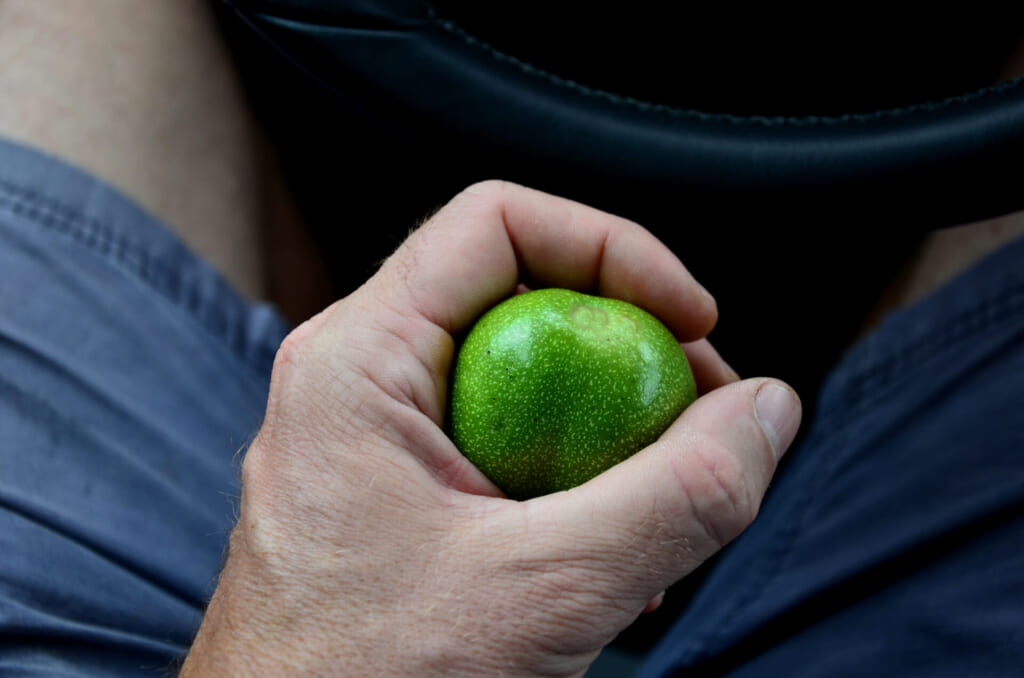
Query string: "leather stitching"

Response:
xmin=428 ymin=11 xmax=1024 ymax=128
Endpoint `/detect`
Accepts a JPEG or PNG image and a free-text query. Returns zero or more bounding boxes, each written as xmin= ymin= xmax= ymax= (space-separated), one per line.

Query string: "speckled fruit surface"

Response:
xmin=450 ymin=288 xmax=697 ymax=499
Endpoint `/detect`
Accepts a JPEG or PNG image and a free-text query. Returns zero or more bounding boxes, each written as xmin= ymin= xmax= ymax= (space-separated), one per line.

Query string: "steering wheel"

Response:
xmin=213 ymin=0 xmax=1024 ymax=419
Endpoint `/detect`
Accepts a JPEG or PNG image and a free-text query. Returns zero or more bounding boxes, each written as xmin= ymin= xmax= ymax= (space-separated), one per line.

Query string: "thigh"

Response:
xmin=0 ymin=137 xmax=289 ymax=675
xmin=639 ymin=236 xmax=1024 ymax=678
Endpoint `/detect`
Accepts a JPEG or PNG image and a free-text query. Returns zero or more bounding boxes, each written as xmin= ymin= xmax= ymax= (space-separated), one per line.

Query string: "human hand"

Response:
xmin=180 ymin=181 xmax=801 ymax=677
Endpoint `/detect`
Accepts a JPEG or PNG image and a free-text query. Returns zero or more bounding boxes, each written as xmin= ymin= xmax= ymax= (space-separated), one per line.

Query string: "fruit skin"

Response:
xmin=450 ymin=288 xmax=697 ymax=499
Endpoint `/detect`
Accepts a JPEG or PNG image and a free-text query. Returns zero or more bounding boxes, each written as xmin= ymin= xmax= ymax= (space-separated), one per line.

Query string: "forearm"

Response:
xmin=180 ymin=552 xmax=289 ymax=676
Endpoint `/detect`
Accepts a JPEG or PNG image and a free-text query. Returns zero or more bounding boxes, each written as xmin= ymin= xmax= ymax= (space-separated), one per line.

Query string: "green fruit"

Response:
xmin=450 ymin=288 xmax=697 ymax=499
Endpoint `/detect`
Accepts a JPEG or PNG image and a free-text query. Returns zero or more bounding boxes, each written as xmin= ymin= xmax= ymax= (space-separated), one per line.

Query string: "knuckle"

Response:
xmin=461 ymin=178 xmax=509 ymax=198
xmin=450 ymin=179 xmax=512 ymax=216
xmin=273 ymin=323 xmax=313 ymax=374
xmin=674 ymin=431 xmax=760 ymax=549
xmin=262 ymin=330 xmax=308 ymax=423
xmin=265 ymin=314 xmax=332 ymax=407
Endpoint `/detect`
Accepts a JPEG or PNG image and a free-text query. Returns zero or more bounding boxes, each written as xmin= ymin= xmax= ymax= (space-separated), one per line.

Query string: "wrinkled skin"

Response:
xmin=181 ymin=181 xmax=801 ymax=677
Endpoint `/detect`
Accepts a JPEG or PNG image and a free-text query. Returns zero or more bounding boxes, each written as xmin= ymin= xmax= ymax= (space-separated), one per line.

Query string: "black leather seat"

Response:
xmin=213 ymin=0 xmax=1024 ymax=412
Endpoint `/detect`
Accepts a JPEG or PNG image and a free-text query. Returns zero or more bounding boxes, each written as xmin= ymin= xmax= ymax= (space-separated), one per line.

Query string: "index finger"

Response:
xmin=372 ymin=180 xmax=718 ymax=341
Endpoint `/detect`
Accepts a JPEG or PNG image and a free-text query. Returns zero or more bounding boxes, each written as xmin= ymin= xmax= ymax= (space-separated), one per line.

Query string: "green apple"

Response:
xmin=449 ymin=288 xmax=697 ymax=499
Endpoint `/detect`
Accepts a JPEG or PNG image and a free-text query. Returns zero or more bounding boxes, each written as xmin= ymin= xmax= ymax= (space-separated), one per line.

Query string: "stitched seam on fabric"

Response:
xmin=807 ymin=289 xmax=1024 ymax=504
xmin=785 ymin=285 xmax=1024 ymax=562
xmin=425 ymin=9 xmax=1024 ymax=127
xmin=0 ymin=178 xmax=275 ymax=377
xmin=0 ymin=181 xmax=177 ymax=288
xmin=822 ymin=284 xmax=1024 ymax=431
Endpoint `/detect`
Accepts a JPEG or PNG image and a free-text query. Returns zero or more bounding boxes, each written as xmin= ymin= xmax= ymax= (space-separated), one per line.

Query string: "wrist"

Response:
xmin=179 ymin=534 xmax=436 ymax=678
xmin=179 ymin=551 xmax=289 ymax=676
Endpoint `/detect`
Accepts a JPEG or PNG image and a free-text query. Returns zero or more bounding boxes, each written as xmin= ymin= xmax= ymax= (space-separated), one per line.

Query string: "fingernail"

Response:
xmin=755 ymin=383 xmax=801 ymax=461
xmin=723 ymin=359 xmax=740 ymax=383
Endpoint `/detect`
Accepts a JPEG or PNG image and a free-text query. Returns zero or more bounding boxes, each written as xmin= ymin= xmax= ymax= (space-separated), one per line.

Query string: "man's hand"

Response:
xmin=181 ymin=181 xmax=801 ymax=677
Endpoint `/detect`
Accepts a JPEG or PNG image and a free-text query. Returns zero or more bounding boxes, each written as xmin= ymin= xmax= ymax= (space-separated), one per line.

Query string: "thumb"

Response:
xmin=532 ymin=378 xmax=801 ymax=604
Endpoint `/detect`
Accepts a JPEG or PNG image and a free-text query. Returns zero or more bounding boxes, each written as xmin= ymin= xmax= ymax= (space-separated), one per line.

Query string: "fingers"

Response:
xmin=533 ymin=378 xmax=801 ymax=603
xmin=643 ymin=592 xmax=666 ymax=614
xmin=682 ymin=338 xmax=740 ymax=394
xmin=369 ymin=181 xmax=718 ymax=342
